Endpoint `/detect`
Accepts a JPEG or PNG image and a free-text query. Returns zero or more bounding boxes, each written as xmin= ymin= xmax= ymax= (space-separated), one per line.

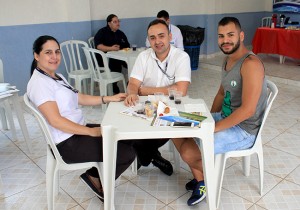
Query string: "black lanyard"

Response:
xmin=36 ymin=67 xmax=78 ymax=93
xmin=155 ymin=60 xmax=175 ymax=80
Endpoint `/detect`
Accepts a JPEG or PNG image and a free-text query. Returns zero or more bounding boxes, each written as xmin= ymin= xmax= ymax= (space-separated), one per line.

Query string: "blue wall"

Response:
xmin=0 ymin=12 xmax=268 ymax=94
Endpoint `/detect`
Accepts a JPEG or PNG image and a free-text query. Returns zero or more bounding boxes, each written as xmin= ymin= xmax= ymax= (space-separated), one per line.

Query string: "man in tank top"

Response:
xmin=171 ymin=17 xmax=268 ymax=206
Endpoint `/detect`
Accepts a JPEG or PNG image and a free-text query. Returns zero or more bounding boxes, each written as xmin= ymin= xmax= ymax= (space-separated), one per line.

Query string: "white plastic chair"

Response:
xmin=215 ymin=80 xmax=278 ymax=208
xmin=23 ymin=94 xmax=103 ymax=210
xmin=82 ymin=47 xmax=126 ymax=109
xmin=261 ymin=17 xmax=272 ymax=27
xmin=88 ymin=37 xmax=95 ymax=48
xmin=60 ymin=40 xmax=92 ymax=93
xmin=0 ymin=58 xmax=17 ymax=140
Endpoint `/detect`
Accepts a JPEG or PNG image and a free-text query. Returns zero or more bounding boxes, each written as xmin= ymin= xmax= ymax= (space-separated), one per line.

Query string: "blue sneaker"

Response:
xmin=187 ymin=180 xmax=206 ymax=206
xmin=185 ymin=178 xmax=198 ymax=191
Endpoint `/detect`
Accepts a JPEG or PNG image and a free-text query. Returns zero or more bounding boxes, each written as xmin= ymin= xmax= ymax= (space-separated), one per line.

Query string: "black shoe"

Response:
xmin=152 ymin=153 xmax=173 ymax=176
xmin=80 ymin=172 xmax=104 ymax=202
xmin=185 ymin=178 xmax=198 ymax=191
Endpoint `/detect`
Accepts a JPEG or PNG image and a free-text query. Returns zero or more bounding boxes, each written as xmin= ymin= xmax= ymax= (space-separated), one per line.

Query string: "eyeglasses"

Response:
xmin=111 ymin=20 xmax=120 ymax=24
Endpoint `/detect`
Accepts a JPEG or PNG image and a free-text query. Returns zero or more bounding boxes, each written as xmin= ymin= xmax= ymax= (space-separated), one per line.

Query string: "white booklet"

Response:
xmin=120 ymin=106 xmax=153 ymax=121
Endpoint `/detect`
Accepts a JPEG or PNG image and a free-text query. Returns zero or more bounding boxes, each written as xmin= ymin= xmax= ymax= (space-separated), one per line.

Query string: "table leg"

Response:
xmin=11 ymin=93 xmax=32 ymax=153
xmin=102 ymin=125 xmax=117 ymax=210
xmin=200 ymin=131 xmax=216 ymax=210
xmin=3 ymin=100 xmax=17 ymax=141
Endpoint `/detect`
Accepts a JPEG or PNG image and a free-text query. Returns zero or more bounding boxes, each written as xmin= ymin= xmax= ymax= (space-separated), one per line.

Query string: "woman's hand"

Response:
xmin=89 ymin=127 xmax=102 ymax=137
xmin=106 ymin=93 xmax=128 ymax=102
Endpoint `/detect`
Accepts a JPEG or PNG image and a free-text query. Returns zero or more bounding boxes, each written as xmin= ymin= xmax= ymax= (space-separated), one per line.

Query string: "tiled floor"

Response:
xmin=0 ymin=53 xmax=300 ymax=210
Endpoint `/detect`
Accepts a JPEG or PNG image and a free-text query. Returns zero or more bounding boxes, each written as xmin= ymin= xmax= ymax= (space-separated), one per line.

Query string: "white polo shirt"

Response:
xmin=130 ymin=45 xmax=191 ymax=87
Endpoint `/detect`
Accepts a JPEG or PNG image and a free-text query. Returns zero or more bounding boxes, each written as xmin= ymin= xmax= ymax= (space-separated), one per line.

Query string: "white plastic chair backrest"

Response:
xmin=23 ymin=93 xmax=67 ymax=164
xmin=60 ymin=40 xmax=89 ymax=74
xmin=88 ymin=37 xmax=95 ymax=48
xmin=0 ymin=59 xmax=4 ymax=82
xmin=261 ymin=17 xmax=272 ymax=27
xmin=82 ymin=47 xmax=112 ymax=80
xmin=256 ymin=80 xmax=278 ymax=138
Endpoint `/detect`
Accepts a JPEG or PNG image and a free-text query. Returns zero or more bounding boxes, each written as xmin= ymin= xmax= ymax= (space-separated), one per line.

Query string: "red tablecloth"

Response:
xmin=252 ymin=27 xmax=300 ymax=60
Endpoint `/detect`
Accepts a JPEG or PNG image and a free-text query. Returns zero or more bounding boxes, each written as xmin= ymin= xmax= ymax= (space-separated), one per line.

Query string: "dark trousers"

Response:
xmin=109 ymin=59 xmax=127 ymax=92
xmin=56 ymin=124 xmax=136 ymax=179
xmin=109 ymin=59 xmax=127 ymax=73
xmin=133 ymin=139 xmax=169 ymax=166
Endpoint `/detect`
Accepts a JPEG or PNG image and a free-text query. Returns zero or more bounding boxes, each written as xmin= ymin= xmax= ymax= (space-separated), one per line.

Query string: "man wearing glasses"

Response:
xmin=94 ymin=14 xmax=130 ymax=93
xmin=124 ymin=19 xmax=191 ymax=176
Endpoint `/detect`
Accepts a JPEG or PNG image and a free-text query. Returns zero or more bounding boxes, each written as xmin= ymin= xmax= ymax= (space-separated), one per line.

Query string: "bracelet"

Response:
xmin=101 ymin=96 xmax=106 ymax=104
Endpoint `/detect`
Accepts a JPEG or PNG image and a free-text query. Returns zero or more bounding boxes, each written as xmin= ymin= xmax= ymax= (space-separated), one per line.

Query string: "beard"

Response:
xmin=219 ymin=38 xmax=240 ymax=55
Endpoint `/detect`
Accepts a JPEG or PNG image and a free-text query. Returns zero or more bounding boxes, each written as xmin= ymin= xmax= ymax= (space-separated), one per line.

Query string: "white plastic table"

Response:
xmin=101 ymin=96 xmax=216 ymax=210
xmin=0 ymin=89 xmax=31 ymax=153
xmin=106 ymin=49 xmax=143 ymax=78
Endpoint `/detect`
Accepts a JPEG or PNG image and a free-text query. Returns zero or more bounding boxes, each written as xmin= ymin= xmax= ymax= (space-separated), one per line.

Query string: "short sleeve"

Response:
xmin=27 ymin=73 xmax=57 ymax=107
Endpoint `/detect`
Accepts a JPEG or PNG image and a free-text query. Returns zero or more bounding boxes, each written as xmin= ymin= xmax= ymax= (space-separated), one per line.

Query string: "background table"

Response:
xmin=107 ymin=49 xmax=142 ymax=78
xmin=0 ymin=89 xmax=31 ymax=152
xmin=252 ymin=27 xmax=300 ymax=63
xmin=101 ymin=96 xmax=216 ymax=210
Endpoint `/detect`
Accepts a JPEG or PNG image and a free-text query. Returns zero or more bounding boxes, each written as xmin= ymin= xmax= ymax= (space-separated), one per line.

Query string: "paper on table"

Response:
xmin=184 ymin=104 xmax=207 ymax=113
xmin=120 ymin=107 xmax=153 ymax=121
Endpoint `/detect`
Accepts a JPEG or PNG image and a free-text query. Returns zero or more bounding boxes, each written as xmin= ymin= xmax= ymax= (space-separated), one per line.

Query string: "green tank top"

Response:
xmin=221 ymin=52 xmax=268 ymax=135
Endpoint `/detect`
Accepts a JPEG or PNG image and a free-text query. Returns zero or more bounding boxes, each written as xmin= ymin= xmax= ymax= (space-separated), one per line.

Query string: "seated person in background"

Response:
xmin=172 ymin=17 xmax=268 ymax=206
xmin=28 ymin=35 xmax=136 ymax=202
xmin=145 ymin=10 xmax=184 ymax=50
xmin=125 ymin=19 xmax=191 ymax=176
xmin=94 ymin=14 xmax=130 ymax=93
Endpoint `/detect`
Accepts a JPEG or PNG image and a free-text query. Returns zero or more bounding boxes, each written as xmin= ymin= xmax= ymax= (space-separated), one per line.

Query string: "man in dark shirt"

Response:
xmin=94 ymin=14 xmax=130 ymax=93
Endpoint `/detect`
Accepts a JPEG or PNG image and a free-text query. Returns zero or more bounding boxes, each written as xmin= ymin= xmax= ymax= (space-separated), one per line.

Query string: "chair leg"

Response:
xmin=279 ymin=55 xmax=285 ymax=64
xmin=257 ymin=147 xmax=264 ymax=195
xmin=0 ymin=173 xmax=3 ymax=195
xmin=243 ymin=156 xmax=251 ymax=177
xmin=107 ymin=84 xmax=113 ymax=96
xmin=169 ymin=141 xmax=180 ymax=172
xmin=75 ymin=79 xmax=82 ymax=94
xmin=83 ymin=79 xmax=88 ymax=94
xmin=46 ymin=147 xmax=56 ymax=210
xmin=0 ymin=107 xmax=8 ymax=130
xmin=3 ymin=101 xmax=17 ymax=141
xmin=90 ymin=80 xmax=94 ymax=96
xmin=101 ymin=85 xmax=107 ymax=110
xmin=215 ymin=154 xmax=227 ymax=209
xmin=53 ymin=170 xmax=60 ymax=196
xmin=122 ymin=79 xmax=127 ymax=93
xmin=131 ymin=158 xmax=138 ymax=175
